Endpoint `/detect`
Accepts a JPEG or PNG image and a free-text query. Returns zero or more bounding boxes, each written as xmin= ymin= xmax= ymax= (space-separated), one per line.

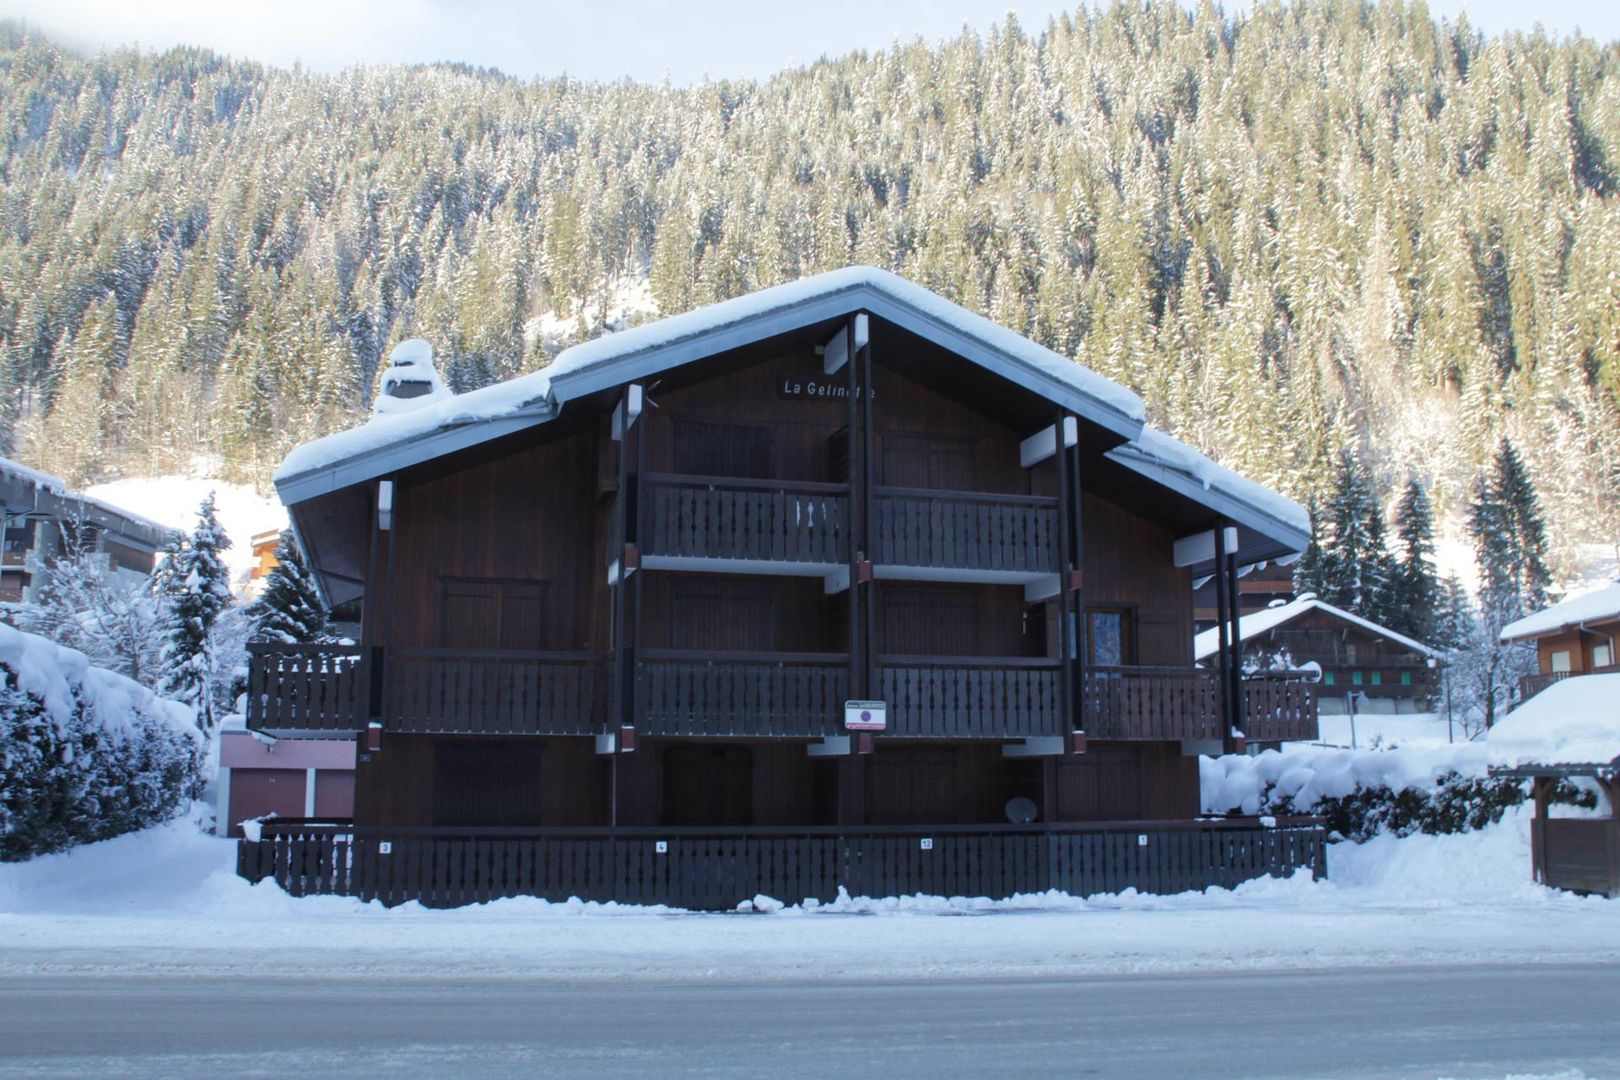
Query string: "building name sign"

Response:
xmin=777 ymin=375 xmax=875 ymax=402
xmin=844 ymin=699 xmax=887 ymax=732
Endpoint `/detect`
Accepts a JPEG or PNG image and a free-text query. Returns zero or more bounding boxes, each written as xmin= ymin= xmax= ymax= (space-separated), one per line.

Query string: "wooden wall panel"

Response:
xmin=1082 ymin=493 xmax=1193 ymax=667
xmin=355 ymin=734 xmax=608 ymax=828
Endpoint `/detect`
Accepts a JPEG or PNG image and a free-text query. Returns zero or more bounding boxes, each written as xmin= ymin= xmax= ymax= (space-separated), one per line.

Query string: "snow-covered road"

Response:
xmin=1 ymin=807 xmax=1616 ymax=984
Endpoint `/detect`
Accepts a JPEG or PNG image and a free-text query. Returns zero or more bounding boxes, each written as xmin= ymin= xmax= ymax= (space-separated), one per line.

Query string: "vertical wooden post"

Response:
xmin=1068 ymin=421 xmax=1088 ymax=741
xmin=1053 ymin=411 xmax=1074 ymax=738
xmin=1225 ymin=526 xmax=1246 ymax=746
xmin=1531 ymin=775 xmax=1550 ymax=885
xmin=840 ymin=315 xmax=868 ymax=823
xmin=859 ymin=320 xmax=877 ymax=708
xmin=1213 ymin=523 xmax=1234 ymax=754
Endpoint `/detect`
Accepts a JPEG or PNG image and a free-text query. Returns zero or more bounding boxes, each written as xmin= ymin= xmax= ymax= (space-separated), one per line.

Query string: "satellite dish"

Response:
xmin=1005 ymin=796 xmax=1038 ymax=824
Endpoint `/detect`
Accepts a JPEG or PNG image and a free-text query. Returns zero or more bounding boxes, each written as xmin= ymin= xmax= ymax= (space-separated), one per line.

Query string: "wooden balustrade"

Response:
xmin=1518 ymin=666 xmax=1616 ymax=704
xmin=641 ymin=473 xmax=848 ymax=565
xmin=1242 ymin=676 xmax=1320 ymax=742
xmin=385 ymin=649 xmax=610 ymax=736
xmin=246 ymin=643 xmax=366 ymax=733
xmin=637 ymin=650 xmax=849 ymax=737
xmin=872 ymin=487 xmax=1058 ymax=573
xmin=239 ymin=817 xmax=1329 ymax=910
xmin=877 ymin=656 xmax=1062 ymax=738
xmin=1082 ymin=665 xmax=1222 ymax=741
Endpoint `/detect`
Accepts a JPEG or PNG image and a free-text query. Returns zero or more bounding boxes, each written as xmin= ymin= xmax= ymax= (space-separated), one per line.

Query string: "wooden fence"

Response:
xmin=1082 ymin=666 xmax=1222 ymax=741
xmin=641 ymin=474 xmax=849 ymax=565
xmin=246 ymin=643 xmax=365 ymax=733
xmin=239 ymin=818 xmax=1328 ymax=910
xmin=877 ymin=657 xmax=1062 ymax=738
xmin=872 ymin=487 xmax=1059 ymax=573
xmin=1242 ymin=677 xmax=1320 ymax=743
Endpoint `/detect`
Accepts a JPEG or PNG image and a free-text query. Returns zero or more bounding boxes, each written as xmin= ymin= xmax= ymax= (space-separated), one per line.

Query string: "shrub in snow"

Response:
xmin=1201 ymin=746 xmax=1593 ymax=843
xmin=0 ymin=623 xmax=203 ymax=861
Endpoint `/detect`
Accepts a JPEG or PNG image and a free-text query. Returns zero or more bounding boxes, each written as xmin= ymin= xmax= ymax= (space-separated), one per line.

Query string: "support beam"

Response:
xmin=1019 ymin=416 xmax=1079 ymax=468
xmin=823 ymin=566 xmax=850 ymax=595
xmin=1023 ymin=573 xmax=1061 ymax=603
xmin=806 ymin=736 xmax=852 ymax=758
xmin=1001 ymin=736 xmax=1065 ymax=758
xmin=376 ymin=480 xmax=394 ymax=532
xmin=610 ymin=383 xmax=644 ymax=441
xmin=1173 ymin=526 xmax=1240 ymax=568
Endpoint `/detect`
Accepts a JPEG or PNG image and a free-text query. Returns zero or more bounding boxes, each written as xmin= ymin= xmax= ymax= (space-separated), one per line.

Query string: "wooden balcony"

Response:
xmin=1242 ymin=676 xmax=1320 ymax=742
xmin=872 ymin=487 xmax=1058 ymax=574
xmin=640 ymin=473 xmax=849 ymax=567
xmin=637 ymin=650 xmax=848 ymax=737
xmin=385 ymin=648 xmax=609 ymax=736
xmin=246 ymin=643 xmax=366 ymax=734
xmin=239 ymin=817 xmax=1329 ymax=910
xmin=877 ymin=656 xmax=1062 ymax=738
xmin=1082 ymin=666 xmax=1222 ymax=741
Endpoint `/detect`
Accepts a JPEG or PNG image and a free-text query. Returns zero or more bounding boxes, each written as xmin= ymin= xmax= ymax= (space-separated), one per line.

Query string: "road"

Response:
xmin=0 ymin=963 xmax=1614 ymax=1078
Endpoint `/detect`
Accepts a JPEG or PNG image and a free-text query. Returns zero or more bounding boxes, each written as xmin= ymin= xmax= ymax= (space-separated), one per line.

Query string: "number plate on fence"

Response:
xmin=655 ymin=841 xmax=668 ymax=854
xmin=1137 ymin=834 xmax=1148 ymax=847
xmin=378 ymin=842 xmax=392 ymax=855
xmin=920 ymin=838 xmax=933 ymax=851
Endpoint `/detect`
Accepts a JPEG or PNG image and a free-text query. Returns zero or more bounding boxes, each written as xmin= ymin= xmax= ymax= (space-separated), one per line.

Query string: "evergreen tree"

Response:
xmin=1314 ymin=448 xmax=1399 ymax=625
xmin=1469 ymin=438 xmax=1554 ymax=619
xmin=1291 ymin=496 xmax=1330 ymax=599
xmin=245 ymin=530 xmax=330 ymax=645
xmin=1389 ymin=477 xmax=1441 ymax=644
xmin=156 ymin=493 xmax=233 ymax=734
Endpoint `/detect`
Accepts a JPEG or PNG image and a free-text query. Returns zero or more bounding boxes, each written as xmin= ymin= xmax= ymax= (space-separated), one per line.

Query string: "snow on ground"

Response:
xmin=83 ymin=475 xmax=286 ymax=591
xmin=0 ymin=806 xmax=1613 ymax=983
xmin=1312 ymin=710 xmax=1467 ymax=749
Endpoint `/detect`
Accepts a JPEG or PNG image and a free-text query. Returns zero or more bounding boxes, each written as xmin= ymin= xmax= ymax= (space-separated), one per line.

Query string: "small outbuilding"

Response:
xmin=1488 ymin=673 xmax=1620 ymax=898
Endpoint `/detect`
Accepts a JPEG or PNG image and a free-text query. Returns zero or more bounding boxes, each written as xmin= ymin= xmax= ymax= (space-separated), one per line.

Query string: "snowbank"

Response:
xmin=1488 ymin=673 xmax=1620 ymax=769
xmin=1201 ymin=742 xmax=1490 ymax=816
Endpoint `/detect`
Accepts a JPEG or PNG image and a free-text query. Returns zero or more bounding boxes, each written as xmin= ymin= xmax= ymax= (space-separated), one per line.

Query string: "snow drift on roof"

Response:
xmin=1499 ymin=581 xmax=1620 ymax=644
xmin=0 ymin=456 xmax=68 ymax=496
xmin=1109 ymin=427 xmax=1310 ymax=540
xmin=1488 ymin=672 xmax=1620 ymax=769
xmin=1193 ymin=595 xmax=1440 ymax=661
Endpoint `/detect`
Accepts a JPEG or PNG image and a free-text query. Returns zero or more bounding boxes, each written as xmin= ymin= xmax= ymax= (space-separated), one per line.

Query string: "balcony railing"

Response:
xmin=385 ymin=648 xmax=610 ymax=736
xmin=246 ymin=643 xmax=366 ymax=734
xmin=1242 ymin=675 xmax=1320 ymax=743
xmin=637 ymin=650 xmax=849 ymax=737
xmin=1518 ymin=666 xmax=1616 ymax=704
xmin=872 ymin=487 xmax=1058 ymax=574
xmin=1082 ymin=665 xmax=1223 ymax=741
xmin=877 ymin=656 xmax=1062 ymax=738
xmin=641 ymin=474 xmax=849 ymax=565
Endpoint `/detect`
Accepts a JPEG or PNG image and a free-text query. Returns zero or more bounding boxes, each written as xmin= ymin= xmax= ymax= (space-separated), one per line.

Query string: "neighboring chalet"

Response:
xmin=1192 ymin=559 xmax=1296 ymax=634
xmin=1489 ymin=675 xmax=1620 ymax=898
xmin=1500 ymin=581 xmax=1620 ymax=703
xmin=0 ymin=458 xmax=178 ymax=607
xmin=239 ymin=268 xmax=1325 ymax=908
xmin=1194 ymin=595 xmax=1441 ymax=717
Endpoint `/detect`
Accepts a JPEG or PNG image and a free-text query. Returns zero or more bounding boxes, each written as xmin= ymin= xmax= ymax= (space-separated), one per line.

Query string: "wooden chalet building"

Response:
xmin=1500 ymin=582 xmax=1620 ymax=703
xmin=1194 ymin=595 xmax=1440 ymax=717
xmin=240 ymin=268 xmax=1324 ymax=908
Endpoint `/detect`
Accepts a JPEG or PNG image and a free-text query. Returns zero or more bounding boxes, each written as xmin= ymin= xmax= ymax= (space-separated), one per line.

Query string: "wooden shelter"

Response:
xmin=238 ymin=267 xmax=1324 ymax=908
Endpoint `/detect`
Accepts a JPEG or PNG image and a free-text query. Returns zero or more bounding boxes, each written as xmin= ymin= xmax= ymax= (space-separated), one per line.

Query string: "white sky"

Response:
xmin=1 ymin=1 xmax=1616 ymax=85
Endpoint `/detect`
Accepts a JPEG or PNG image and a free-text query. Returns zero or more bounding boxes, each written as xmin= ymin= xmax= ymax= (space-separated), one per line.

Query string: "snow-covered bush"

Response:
xmin=0 ymin=623 xmax=203 ymax=861
xmin=1201 ymin=746 xmax=1593 ymax=843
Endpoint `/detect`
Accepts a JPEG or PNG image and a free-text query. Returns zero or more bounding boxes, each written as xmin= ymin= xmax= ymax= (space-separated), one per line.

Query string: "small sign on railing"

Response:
xmin=655 ymin=840 xmax=668 ymax=854
xmin=919 ymin=838 xmax=933 ymax=851
xmin=845 ymin=699 xmax=887 ymax=732
xmin=378 ymin=841 xmax=393 ymax=855
xmin=1137 ymin=834 xmax=1148 ymax=847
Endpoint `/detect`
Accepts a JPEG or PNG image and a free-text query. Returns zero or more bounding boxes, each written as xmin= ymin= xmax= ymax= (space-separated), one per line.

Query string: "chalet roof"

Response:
xmin=1498 ymin=581 xmax=1620 ymax=645
xmin=1488 ymin=672 xmax=1620 ymax=772
xmin=1192 ymin=594 xmax=1441 ymax=662
xmin=273 ymin=267 xmax=1307 ymax=553
xmin=0 ymin=456 xmax=180 ymax=548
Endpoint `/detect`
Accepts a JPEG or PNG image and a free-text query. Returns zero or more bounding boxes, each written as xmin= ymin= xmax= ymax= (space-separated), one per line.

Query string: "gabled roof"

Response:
xmin=1499 ymin=581 xmax=1620 ymax=644
xmin=0 ymin=456 xmax=179 ymax=548
xmin=274 ymin=267 xmax=1309 ymax=565
xmin=1193 ymin=594 xmax=1440 ymax=662
xmin=1489 ymin=672 xmax=1620 ymax=771
xmin=275 ymin=267 xmax=1146 ymax=505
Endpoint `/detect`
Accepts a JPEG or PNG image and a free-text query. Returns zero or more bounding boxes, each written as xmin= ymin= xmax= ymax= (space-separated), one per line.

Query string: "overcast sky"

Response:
xmin=2 ymin=0 xmax=1617 ymax=85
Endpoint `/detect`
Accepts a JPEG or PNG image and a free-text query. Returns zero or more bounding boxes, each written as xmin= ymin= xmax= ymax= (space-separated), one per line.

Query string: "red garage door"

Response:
xmin=228 ymin=768 xmax=307 ymax=836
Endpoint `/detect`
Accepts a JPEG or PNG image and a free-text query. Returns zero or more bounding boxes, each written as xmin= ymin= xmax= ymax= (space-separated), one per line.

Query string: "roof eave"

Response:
xmin=1105 ymin=445 xmax=1310 ymax=560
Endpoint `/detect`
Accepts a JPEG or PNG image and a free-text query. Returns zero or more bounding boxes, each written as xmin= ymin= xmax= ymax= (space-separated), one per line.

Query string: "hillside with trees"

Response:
xmin=3 ymin=1 xmax=1620 ymax=574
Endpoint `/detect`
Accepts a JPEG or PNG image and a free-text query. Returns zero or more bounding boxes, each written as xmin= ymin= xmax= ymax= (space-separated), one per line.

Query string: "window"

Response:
xmin=440 ymin=578 xmax=547 ymax=650
xmin=1371 ymin=671 xmax=1382 ymax=686
xmin=1594 ymin=643 xmax=1614 ymax=669
xmin=1323 ymin=671 xmax=1335 ymax=686
xmin=672 ymin=418 xmax=774 ymax=479
xmin=1086 ymin=609 xmax=1137 ymax=666
xmin=1550 ymin=650 xmax=1572 ymax=674
xmin=1400 ymin=671 xmax=1412 ymax=686
xmin=1351 ymin=671 xmax=1363 ymax=686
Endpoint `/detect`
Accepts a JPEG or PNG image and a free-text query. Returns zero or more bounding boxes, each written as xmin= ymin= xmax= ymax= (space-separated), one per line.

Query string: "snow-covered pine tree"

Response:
xmin=1291 ymin=496 xmax=1330 ymax=599
xmin=1469 ymin=438 xmax=1554 ymax=618
xmin=1389 ymin=476 xmax=1441 ymax=645
xmin=245 ymin=530 xmax=329 ymax=644
xmin=1315 ymin=447 xmax=1399 ymax=625
xmin=156 ymin=493 xmax=234 ymax=734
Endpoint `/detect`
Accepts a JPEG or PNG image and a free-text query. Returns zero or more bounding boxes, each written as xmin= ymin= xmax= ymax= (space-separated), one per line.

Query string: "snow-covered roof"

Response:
xmin=1193 ymin=595 xmax=1440 ymax=662
xmin=272 ymin=267 xmax=1306 ymax=560
xmin=1 ymin=456 xmax=178 ymax=545
xmin=1106 ymin=427 xmax=1310 ymax=549
xmin=1488 ymin=672 xmax=1620 ymax=770
xmin=1498 ymin=581 xmax=1620 ymax=644
xmin=0 ymin=456 xmax=68 ymax=498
